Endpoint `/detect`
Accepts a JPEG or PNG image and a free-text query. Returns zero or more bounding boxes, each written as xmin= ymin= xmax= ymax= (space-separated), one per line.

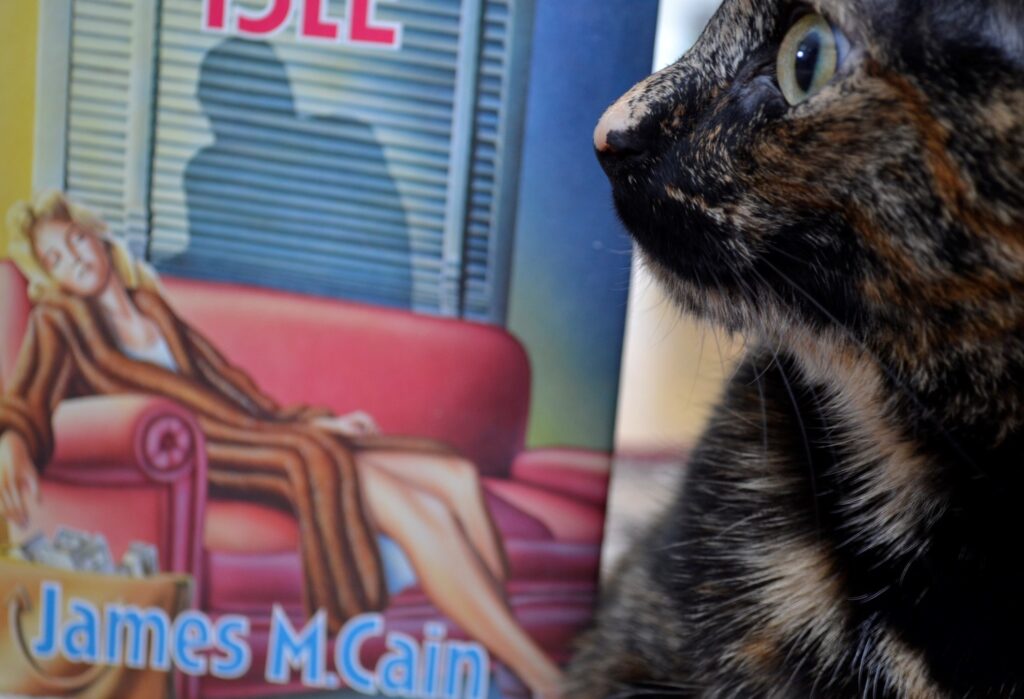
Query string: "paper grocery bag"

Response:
xmin=0 ymin=558 xmax=192 ymax=698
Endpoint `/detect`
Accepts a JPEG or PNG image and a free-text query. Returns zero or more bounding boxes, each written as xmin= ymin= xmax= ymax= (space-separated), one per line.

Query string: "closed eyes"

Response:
xmin=43 ymin=250 xmax=62 ymax=271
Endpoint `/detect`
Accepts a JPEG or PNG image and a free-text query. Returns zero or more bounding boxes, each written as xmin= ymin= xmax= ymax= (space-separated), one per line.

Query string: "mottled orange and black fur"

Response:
xmin=569 ymin=0 xmax=1024 ymax=696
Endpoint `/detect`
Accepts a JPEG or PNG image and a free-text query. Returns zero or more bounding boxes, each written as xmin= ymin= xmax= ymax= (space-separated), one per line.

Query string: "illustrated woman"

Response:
xmin=0 ymin=192 xmax=561 ymax=698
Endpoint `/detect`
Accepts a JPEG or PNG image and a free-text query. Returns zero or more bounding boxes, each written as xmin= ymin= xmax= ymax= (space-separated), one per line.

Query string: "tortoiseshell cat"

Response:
xmin=568 ymin=0 xmax=1024 ymax=696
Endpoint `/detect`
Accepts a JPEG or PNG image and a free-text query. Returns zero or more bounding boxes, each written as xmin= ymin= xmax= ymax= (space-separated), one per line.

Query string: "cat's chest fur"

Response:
xmin=568 ymin=344 xmax=1024 ymax=698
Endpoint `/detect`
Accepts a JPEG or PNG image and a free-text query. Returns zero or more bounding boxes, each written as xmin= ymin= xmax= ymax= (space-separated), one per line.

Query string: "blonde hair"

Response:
xmin=3 ymin=191 xmax=161 ymax=301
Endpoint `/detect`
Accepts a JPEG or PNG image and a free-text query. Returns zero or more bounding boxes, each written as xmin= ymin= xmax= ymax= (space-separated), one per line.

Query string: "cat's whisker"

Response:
xmin=764 ymin=338 xmax=825 ymax=539
xmin=753 ymin=258 xmax=978 ymax=471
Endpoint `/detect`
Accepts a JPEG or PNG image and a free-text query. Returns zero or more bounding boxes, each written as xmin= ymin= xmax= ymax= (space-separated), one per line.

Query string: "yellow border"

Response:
xmin=0 ymin=0 xmax=39 ymax=249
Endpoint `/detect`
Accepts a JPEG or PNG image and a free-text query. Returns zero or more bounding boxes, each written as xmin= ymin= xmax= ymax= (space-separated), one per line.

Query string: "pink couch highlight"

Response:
xmin=0 ymin=261 xmax=609 ymax=698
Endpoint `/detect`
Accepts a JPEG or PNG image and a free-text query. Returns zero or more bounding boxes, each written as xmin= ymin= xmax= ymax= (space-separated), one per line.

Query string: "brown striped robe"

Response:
xmin=0 ymin=288 xmax=388 ymax=627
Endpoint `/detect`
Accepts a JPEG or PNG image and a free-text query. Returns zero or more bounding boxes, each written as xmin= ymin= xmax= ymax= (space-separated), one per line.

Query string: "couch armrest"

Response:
xmin=42 ymin=395 xmax=207 ymax=582
xmin=49 ymin=395 xmax=205 ymax=484
xmin=510 ymin=448 xmax=611 ymax=506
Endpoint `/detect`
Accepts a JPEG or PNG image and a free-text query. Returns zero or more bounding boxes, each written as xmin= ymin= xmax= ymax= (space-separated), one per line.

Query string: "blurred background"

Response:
xmin=0 ymin=0 xmax=736 ymax=576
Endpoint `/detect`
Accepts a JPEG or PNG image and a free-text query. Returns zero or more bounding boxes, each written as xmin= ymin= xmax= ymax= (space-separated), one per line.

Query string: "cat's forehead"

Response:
xmin=800 ymin=0 xmax=920 ymax=42
xmin=709 ymin=0 xmax=1024 ymax=73
xmin=809 ymin=0 xmax=1022 ymax=53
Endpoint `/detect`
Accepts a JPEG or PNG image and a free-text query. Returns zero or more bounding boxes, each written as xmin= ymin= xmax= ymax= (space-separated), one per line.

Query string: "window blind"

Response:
xmin=60 ymin=0 xmax=531 ymax=320
xmin=64 ymin=0 xmax=136 ymax=240
xmin=462 ymin=0 xmax=523 ymax=321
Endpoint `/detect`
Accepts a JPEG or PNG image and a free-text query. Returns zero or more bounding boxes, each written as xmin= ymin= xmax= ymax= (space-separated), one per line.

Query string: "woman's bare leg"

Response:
xmin=357 ymin=449 xmax=508 ymax=582
xmin=358 ymin=464 xmax=562 ymax=698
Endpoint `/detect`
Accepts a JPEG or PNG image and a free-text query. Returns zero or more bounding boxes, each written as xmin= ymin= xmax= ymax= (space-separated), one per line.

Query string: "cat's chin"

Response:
xmin=639 ymin=250 xmax=787 ymax=337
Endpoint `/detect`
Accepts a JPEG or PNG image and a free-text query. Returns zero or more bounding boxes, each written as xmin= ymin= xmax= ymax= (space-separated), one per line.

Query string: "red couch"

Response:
xmin=0 ymin=261 xmax=609 ymax=698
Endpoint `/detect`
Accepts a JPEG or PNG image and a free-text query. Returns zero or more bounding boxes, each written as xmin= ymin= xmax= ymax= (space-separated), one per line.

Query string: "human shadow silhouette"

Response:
xmin=175 ymin=38 xmax=413 ymax=307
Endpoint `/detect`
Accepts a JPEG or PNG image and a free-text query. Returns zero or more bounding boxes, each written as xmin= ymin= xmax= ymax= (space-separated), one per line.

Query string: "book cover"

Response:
xmin=0 ymin=1 xmax=658 ymax=697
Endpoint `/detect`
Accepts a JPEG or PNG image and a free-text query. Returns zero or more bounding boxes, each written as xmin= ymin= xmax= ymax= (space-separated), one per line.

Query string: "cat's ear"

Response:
xmin=927 ymin=0 xmax=1024 ymax=69
xmin=983 ymin=0 xmax=1024 ymax=65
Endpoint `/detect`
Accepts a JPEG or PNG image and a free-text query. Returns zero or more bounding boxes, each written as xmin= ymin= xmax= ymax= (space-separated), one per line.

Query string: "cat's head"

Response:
xmin=598 ymin=0 xmax=1024 ymax=442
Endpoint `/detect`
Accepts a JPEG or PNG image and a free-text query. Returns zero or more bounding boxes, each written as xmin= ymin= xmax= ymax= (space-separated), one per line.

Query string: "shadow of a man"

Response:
xmin=178 ymin=38 xmax=413 ymax=307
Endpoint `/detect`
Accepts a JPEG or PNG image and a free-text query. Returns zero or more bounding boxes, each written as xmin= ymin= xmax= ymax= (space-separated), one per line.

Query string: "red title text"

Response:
xmin=203 ymin=0 xmax=402 ymax=49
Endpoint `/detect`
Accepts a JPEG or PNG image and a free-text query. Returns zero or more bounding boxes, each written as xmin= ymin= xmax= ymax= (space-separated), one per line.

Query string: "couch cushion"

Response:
xmin=204 ymin=540 xmax=601 ymax=615
xmin=203 ymin=500 xmax=300 ymax=553
xmin=163 ymin=276 xmax=530 ymax=476
xmin=203 ymin=481 xmax=553 ymax=554
xmin=483 ymin=480 xmax=606 ymax=543
xmin=512 ymin=448 xmax=612 ymax=505
xmin=202 ymin=479 xmax=599 ymax=614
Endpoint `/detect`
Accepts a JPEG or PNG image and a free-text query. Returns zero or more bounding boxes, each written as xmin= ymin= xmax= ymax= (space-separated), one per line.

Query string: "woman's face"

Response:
xmin=32 ymin=218 xmax=112 ymax=297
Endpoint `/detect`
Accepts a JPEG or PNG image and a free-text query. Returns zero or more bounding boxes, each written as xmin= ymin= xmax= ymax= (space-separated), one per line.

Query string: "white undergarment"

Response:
xmin=119 ymin=332 xmax=179 ymax=372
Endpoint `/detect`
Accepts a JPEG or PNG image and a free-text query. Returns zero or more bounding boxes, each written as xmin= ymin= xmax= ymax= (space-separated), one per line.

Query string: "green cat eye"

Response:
xmin=777 ymin=13 xmax=841 ymax=106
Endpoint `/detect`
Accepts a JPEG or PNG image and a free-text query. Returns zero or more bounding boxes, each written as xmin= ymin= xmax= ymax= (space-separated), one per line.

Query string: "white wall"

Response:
xmin=653 ymin=0 xmax=722 ymax=63
xmin=614 ymin=0 xmax=741 ymax=454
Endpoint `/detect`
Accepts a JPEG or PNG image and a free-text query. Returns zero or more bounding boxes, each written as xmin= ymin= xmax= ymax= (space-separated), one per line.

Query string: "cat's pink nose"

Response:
xmin=594 ymin=100 xmax=633 ymax=153
xmin=594 ymin=90 xmax=658 ymax=160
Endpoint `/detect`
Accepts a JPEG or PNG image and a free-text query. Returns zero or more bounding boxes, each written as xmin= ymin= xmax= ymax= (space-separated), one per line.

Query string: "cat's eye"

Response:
xmin=777 ymin=13 xmax=849 ymax=106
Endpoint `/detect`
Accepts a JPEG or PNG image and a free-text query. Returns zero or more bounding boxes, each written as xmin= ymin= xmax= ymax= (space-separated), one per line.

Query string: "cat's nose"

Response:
xmin=594 ymin=91 xmax=659 ymax=163
xmin=594 ymin=102 xmax=647 ymax=157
